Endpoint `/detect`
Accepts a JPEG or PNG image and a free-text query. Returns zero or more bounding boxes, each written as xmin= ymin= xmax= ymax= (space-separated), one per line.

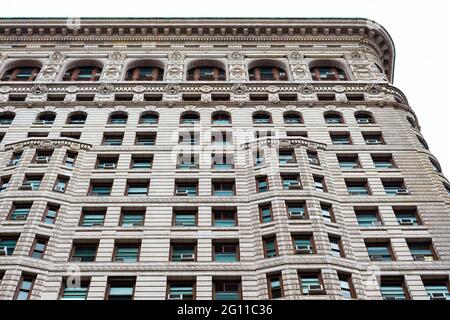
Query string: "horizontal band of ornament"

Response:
xmin=242 ymin=137 xmax=327 ymax=151
xmin=0 ymin=82 xmax=408 ymax=104
xmin=4 ymin=138 xmax=92 ymax=152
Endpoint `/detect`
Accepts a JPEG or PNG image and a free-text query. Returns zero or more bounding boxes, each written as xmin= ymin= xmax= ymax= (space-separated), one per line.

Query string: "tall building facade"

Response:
xmin=0 ymin=18 xmax=449 ymax=300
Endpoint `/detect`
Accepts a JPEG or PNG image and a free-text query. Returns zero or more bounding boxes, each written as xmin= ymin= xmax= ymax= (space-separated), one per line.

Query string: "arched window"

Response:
xmin=253 ymin=112 xmax=272 ymax=124
xmin=63 ymin=64 xmax=102 ymax=81
xmin=355 ymin=112 xmax=375 ymax=124
xmin=249 ymin=66 xmax=287 ymax=81
xmin=324 ymin=112 xmax=344 ymax=124
xmin=310 ymin=66 xmax=348 ymax=81
xmin=180 ymin=112 xmax=200 ymax=125
xmin=125 ymin=66 xmax=164 ymax=81
xmin=35 ymin=112 xmax=56 ymax=125
xmin=407 ymin=116 xmax=417 ymax=129
xmin=0 ymin=112 xmax=15 ymax=125
xmin=140 ymin=112 xmax=159 ymax=125
xmin=187 ymin=66 xmax=225 ymax=81
xmin=429 ymin=158 xmax=442 ymax=173
xmin=1 ymin=65 xmax=40 ymax=81
xmin=417 ymin=135 xmax=429 ymax=150
xmin=67 ymin=112 xmax=87 ymax=125
xmin=212 ymin=111 xmax=231 ymax=125
xmin=108 ymin=112 xmax=128 ymax=125
xmin=283 ymin=112 xmax=303 ymax=124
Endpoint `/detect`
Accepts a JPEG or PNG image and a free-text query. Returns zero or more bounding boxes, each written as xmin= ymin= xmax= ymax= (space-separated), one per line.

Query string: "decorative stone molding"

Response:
xmin=5 ymin=138 xmax=92 ymax=152
xmin=242 ymin=137 xmax=327 ymax=151
xmin=30 ymin=84 xmax=48 ymax=95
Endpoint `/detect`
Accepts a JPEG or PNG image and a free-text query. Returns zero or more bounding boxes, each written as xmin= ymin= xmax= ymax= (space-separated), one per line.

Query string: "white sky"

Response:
xmin=2 ymin=0 xmax=449 ymax=175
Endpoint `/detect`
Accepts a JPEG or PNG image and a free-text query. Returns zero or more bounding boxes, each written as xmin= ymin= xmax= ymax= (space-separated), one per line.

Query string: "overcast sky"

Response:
xmin=3 ymin=0 xmax=449 ymax=175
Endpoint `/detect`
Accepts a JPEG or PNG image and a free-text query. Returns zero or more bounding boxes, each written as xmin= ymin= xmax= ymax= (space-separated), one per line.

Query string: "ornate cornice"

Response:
xmin=0 ymin=18 xmax=395 ymax=81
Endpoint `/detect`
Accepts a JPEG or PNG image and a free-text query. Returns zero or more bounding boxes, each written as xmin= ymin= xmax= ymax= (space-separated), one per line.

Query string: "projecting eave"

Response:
xmin=0 ymin=17 xmax=396 ymax=82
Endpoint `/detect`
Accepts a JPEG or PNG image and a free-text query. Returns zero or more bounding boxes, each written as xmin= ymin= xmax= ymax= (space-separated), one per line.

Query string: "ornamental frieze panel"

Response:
xmin=5 ymin=138 xmax=92 ymax=152
xmin=242 ymin=137 xmax=327 ymax=151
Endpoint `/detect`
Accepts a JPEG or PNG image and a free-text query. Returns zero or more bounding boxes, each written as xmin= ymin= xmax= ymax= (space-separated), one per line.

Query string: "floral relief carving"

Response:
xmin=164 ymin=84 xmax=181 ymax=95
xmin=166 ymin=64 xmax=183 ymax=78
xmin=232 ymin=84 xmax=247 ymax=95
xmin=30 ymin=84 xmax=48 ymax=95
xmin=229 ymin=65 xmax=246 ymax=78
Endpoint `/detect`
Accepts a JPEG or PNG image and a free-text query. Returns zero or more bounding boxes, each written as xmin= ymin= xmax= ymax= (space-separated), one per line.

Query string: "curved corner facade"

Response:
xmin=0 ymin=18 xmax=449 ymax=300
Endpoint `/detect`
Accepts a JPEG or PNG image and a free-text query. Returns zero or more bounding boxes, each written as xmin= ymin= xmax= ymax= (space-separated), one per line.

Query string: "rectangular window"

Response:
xmin=70 ymin=243 xmax=98 ymax=262
xmin=54 ymin=176 xmax=69 ymax=193
xmin=167 ymin=281 xmax=195 ymax=300
xmin=254 ymin=150 xmax=264 ymax=167
xmin=346 ymin=180 xmax=370 ymax=196
xmin=338 ymin=274 xmax=355 ymax=299
xmin=135 ymin=132 xmax=156 ymax=146
xmin=96 ymin=156 xmax=118 ymax=169
xmin=354 ymin=208 xmax=382 ymax=227
xmin=313 ymin=176 xmax=327 ymax=192
xmin=211 ymin=131 xmax=232 ymax=146
xmin=286 ymin=202 xmax=307 ymax=219
xmin=293 ymin=235 xmax=314 ymax=254
xmin=321 ymin=204 xmax=335 ymax=223
xmin=42 ymin=204 xmax=59 ymax=225
xmin=8 ymin=152 xmax=22 ymax=167
xmin=394 ymin=207 xmax=420 ymax=226
xmin=422 ymin=278 xmax=450 ymax=300
xmin=0 ymin=236 xmax=18 ymax=256
xmin=175 ymin=181 xmax=198 ymax=197
xmin=329 ymin=236 xmax=344 ymax=258
xmin=382 ymin=180 xmax=409 ymax=196
xmin=363 ymin=132 xmax=384 ymax=145
xmin=279 ymin=149 xmax=296 ymax=165
xmin=130 ymin=155 xmax=153 ymax=169
xmin=330 ymin=133 xmax=352 ymax=145
xmin=213 ymin=208 xmax=237 ymax=227
xmin=281 ymin=174 xmax=301 ymax=190
xmin=30 ymin=237 xmax=48 ymax=259
xmin=298 ymin=272 xmax=325 ymax=295
xmin=120 ymin=208 xmax=145 ymax=227
xmin=126 ymin=181 xmax=149 ymax=196
xmin=64 ymin=151 xmax=77 ymax=168
xmin=380 ymin=277 xmax=408 ymax=300
xmin=60 ymin=279 xmax=90 ymax=300
xmin=171 ymin=243 xmax=196 ymax=262
xmin=14 ymin=274 xmax=36 ymax=300
xmin=307 ymin=151 xmax=320 ymax=166
xmin=366 ymin=242 xmax=393 ymax=261
xmin=213 ymin=241 xmax=239 ymax=262
xmin=337 ymin=154 xmax=360 ymax=169
xmin=9 ymin=203 xmax=32 ymax=221
xmin=259 ymin=203 xmax=273 ymax=223
xmin=256 ymin=176 xmax=269 ymax=193
xmin=407 ymin=241 xmax=436 ymax=261
xmin=267 ymin=273 xmax=283 ymax=299
xmin=372 ymin=154 xmax=396 ymax=169
xmin=213 ymin=279 xmax=241 ymax=300
xmin=213 ymin=180 xmax=235 ymax=196
xmin=89 ymin=182 xmax=113 ymax=196
xmin=102 ymin=133 xmax=124 ymax=146
xmin=106 ymin=277 xmax=135 ymax=300
xmin=33 ymin=150 xmax=53 ymax=164
xmin=21 ymin=175 xmax=43 ymax=191
xmin=173 ymin=209 xmax=197 ymax=227
xmin=177 ymin=153 xmax=199 ymax=169
xmin=178 ymin=131 xmax=199 ymax=145
xmin=211 ymin=153 xmax=234 ymax=170
xmin=0 ymin=176 xmax=11 ymax=192
xmin=263 ymin=236 xmax=278 ymax=258
xmin=113 ymin=242 xmax=140 ymax=262
xmin=80 ymin=208 xmax=106 ymax=227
